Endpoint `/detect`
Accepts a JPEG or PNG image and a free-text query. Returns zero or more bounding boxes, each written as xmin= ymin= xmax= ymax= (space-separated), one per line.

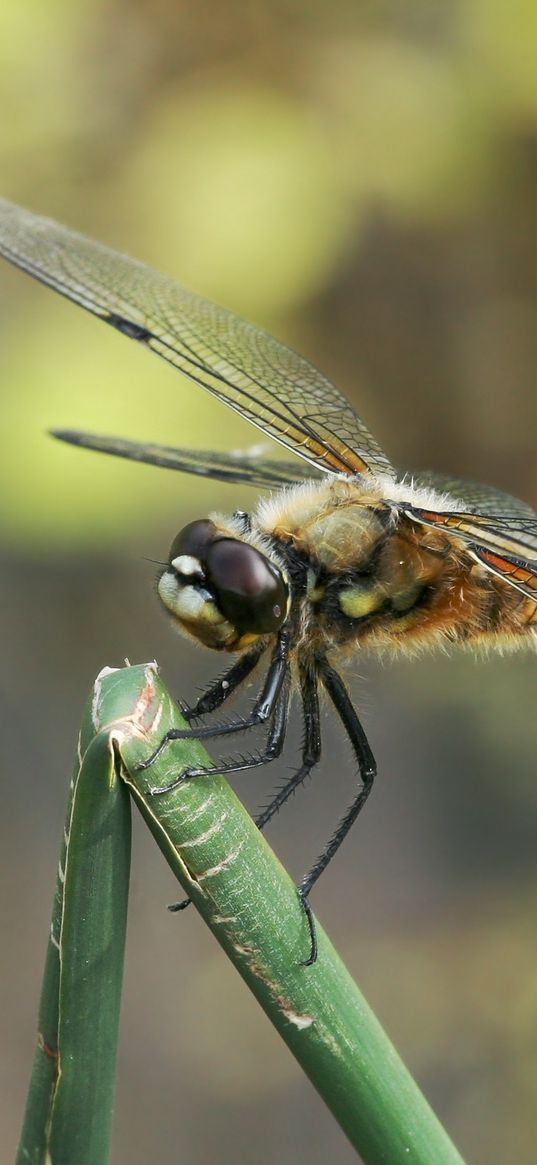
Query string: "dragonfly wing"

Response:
xmin=51 ymin=429 xmax=322 ymax=488
xmin=413 ymin=512 xmax=537 ymax=600
xmin=409 ymin=469 xmax=537 ymax=522
xmin=0 ymin=198 xmax=395 ymax=481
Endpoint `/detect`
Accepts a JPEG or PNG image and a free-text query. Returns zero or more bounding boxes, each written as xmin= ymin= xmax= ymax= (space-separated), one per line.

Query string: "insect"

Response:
xmin=1 ymin=198 xmax=536 ymax=963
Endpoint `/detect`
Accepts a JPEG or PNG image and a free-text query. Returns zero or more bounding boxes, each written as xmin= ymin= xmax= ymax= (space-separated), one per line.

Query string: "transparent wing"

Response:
xmin=406 ymin=470 xmax=537 ymax=602
xmin=410 ymin=469 xmax=537 ymax=522
xmin=0 ymin=198 xmax=395 ymax=481
xmin=52 ymin=429 xmax=322 ymax=488
xmin=410 ymin=510 xmax=537 ymax=600
xmin=408 ymin=468 xmax=537 ymax=559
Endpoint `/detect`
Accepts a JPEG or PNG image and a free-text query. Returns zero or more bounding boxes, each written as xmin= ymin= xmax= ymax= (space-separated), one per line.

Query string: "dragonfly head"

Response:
xmin=158 ymin=518 xmax=289 ymax=651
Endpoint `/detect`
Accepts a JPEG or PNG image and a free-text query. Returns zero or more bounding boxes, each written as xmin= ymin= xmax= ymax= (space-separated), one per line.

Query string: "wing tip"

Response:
xmin=49 ymin=427 xmax=87 ymax=447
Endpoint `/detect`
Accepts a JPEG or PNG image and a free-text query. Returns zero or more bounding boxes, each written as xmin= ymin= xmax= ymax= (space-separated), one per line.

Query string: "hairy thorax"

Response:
xmin=256 ymin=478 xmax=536 ymax=659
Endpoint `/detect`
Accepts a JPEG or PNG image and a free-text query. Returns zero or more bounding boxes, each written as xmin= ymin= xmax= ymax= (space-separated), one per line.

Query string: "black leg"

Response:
xmin=148 ymin=665 xmax=291 ymax=795
xmin=251 ymin=661 xmax=324 ymax=966
xmin=298 ymin=658 xmax=376 ymax=966
xmin=166 ymin=676 xmax=290 ymax=912
xmin=255 ymin=661 xmax=321 ymax=832
xmin=182 ymin=642 xmax=266 ymax=721
xmin=138 ymin=629 xmax=290 ymax=774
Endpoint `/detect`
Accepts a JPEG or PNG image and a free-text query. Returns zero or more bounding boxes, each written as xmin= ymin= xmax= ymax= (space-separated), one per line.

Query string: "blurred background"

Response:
xmin=1 ymin=2 xmax=537 ymax=1162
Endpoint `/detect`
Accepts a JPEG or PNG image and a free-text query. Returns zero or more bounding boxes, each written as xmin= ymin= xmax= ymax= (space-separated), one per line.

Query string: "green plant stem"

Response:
xmin=110 ymin=661 xmax=466 ymax=1165
xmin=16 ymin=705 xmax=131 ymax=1165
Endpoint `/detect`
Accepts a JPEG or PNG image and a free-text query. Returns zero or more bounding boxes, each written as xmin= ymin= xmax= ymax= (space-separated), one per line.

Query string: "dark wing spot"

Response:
xmin=107 ymin=313 xmax=152 ymax=342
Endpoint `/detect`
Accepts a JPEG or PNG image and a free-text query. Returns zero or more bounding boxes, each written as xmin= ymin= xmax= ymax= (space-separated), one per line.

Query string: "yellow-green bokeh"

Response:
xmin=1 ymin=0 xmax=536 ymax=549
xmin=1 ymin=5 xmax=537 ymax=1165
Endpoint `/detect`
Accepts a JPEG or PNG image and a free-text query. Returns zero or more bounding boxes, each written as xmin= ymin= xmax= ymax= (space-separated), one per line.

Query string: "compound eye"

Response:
xmin=168 ymin=519 xmax=217 ymax=568
xmin=206 ymin=539 xmax=288 ymax=634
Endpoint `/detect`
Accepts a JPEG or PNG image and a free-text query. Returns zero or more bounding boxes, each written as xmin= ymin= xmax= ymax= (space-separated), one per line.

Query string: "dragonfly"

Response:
xmin=1 ymin=197 xmax=536 ymax=963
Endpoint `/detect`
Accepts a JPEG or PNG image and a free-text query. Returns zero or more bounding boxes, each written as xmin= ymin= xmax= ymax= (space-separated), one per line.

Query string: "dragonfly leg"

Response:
xmin=167 ymin=677 xmax=290 ymax=912
xmin=298 ymin=658 xmax=376 ymax=966
xmin=255 ymin=660 xmax=321 ymax=831
xmin=138 ymin=629 xmax=290 ymax=776
xmin=181 ymin=642 xmax=267 ymax=721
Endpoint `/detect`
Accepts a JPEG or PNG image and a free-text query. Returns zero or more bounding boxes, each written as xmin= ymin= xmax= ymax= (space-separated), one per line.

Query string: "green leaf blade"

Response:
xmin=110 ymin=662 xmax=466 ymax=1165
xmin=17 ymin=718 xmax=131 ymax=1165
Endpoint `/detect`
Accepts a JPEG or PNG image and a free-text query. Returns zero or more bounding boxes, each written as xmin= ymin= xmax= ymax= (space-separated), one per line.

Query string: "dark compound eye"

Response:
xmin=205 ymin=538 xmax=288 ymax=634
xmin=168 ymin=519 xmax=217 ymax=566
xmin=166 ymin=520 xmax=288 ymax=636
